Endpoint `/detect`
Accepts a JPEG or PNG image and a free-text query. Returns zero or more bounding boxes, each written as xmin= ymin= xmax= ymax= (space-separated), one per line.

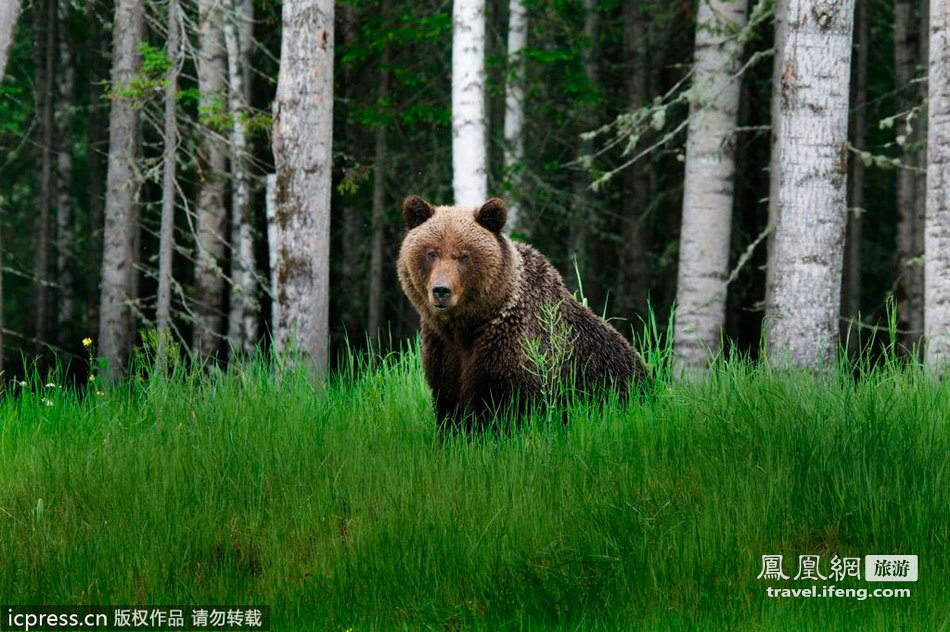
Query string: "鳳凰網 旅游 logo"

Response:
xmin=757 ymin=554 xmax=917 ymax=582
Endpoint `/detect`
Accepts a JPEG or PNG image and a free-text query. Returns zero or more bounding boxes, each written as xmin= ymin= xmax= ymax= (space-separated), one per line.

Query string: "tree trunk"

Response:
xmin=452 ymin=0 xmax=487 ymax=205
xmin=502 ymin=0 xmax=526 ymax=234
xmin=85 ymin=0 xmax=106 ymax=338
xmin=33 ymin=0 xmax=55 ymax=355
xmin=766 ymin=0 xmax=856 ymax=369
xmin=339 ymin=2 xmax=361 ymax=335
xmin=367 ymin=10 xmax=391 ymax=341
xmin=225 ymin=0 xmax=257 ymax=355
xmin=55 ymin=0 xmax=75 ymax=341
xmin=841 ymin=0 xmax=868 ymax=339
xmin=620 ymin=0 xmax=650 ymax=321
xmin=764 ymin=0 xmax=787 ymax=311
xmin=156 ymin=0 xmax=180 ymax=342
xmin=272 ymin=0 xmax=334 ymax=376
xmin=925 ymin=0 xmax=950 ymax=367
xmin=265 ymin=173 xmax=278 ymax=330
xmin=914 ymin=0 xmax=929 ymax=348
xmin=98 ymin=0 xmax=144 ymax=375
xmin=0 ymin=0 xmax=22 ymax=81
xmin=569 ymin=0 xmax=600 ymax=289
xmin=895 ymin=0 xmax=923 ymax=344
xmin=193 ymin=0 xmax=229 ymax=359
xmin=673 ymin=0 xmax=748 ymax=367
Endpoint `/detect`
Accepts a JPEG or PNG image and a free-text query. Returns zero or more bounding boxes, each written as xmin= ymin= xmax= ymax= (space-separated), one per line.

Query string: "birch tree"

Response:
xmin=272 ymin=0 xmax=334 ymax=376
xmin=766 ymin=0 xmax=856 ymax=369
xmin=674 ymin=0 xmax=748 ymax=367
xmin=193 ymin=0 xmax=228 ymax=358
xmin=925 ymin=0 xmax=950 ymax=367
xmin=503 ymin=0 xmax=526 ymax=233
xmin=895 ymin=0 xmax=923 ymax=341
xmin=225 ymin=0 xmax=257 ymax=354
xmin=452 ymin=0 xmax=487 ymax=206
xmin=0 ymin=0 xmax=22 ymax=82
xmin=156 ymin=0 xmax=181 ymax=343
xmin=99 ymin=0 xmax=144 ymax=374
xmin=764 ymin=0 xmax=787 ymax=309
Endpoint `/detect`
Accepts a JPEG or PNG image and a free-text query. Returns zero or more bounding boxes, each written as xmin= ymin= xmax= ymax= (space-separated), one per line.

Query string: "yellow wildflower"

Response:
xmin=82 ymin=337 xmax=93 ymax=348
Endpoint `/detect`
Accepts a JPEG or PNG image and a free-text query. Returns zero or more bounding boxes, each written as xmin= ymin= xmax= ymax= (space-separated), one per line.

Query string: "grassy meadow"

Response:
xmin=0 ymin=333 xmax=948 ymax=630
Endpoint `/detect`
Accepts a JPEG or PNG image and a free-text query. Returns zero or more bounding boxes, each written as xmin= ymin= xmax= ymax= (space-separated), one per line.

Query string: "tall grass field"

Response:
xmin=0 ymin=334 xmax=948 ymax=630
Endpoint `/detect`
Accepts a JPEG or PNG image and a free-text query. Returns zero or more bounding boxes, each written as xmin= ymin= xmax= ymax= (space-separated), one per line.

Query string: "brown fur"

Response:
xmin=397 ymin=196 xmax=645 ymax=431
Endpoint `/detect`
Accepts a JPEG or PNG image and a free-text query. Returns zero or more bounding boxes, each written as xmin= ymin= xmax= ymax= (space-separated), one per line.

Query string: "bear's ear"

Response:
xmin=475 ymin=198 xmax=507 ymax=233
xmin=403 ymin=196 xmax=434 ymax=229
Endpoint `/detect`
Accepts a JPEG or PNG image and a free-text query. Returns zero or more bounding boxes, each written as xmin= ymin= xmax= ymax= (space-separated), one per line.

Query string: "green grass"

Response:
xmin=0 ymin=339 xmax=948 ymax=630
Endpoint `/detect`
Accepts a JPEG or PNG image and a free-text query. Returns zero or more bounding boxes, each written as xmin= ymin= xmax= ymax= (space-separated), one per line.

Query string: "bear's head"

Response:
xmin=397 ymin=196 xmax=515 ymax=325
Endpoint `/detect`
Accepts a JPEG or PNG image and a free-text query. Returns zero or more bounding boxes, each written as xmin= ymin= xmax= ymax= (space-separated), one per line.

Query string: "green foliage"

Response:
xmin=0 ymin=344 xmax=947 ymax=628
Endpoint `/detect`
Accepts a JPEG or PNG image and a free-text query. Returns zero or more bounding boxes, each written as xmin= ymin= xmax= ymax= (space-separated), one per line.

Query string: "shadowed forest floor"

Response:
xmin=0 ymin=341 xmax=947 ymax=630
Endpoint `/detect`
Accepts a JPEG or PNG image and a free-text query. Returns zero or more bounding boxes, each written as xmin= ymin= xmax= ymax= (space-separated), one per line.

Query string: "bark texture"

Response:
xmin=620 ymin=0 xmax=650 ymax=320
xmin=502 ymin=0 xmax=526 ymax=234
xmin=55 ymin=0 xmax=75 ymax=339
xmin=156 ymin=0 xmax=181 ymax=338
xmin=98 ymin=0 xmax=144 ymax=375
xmin=272 ymin=0 xmax=334 ymax=376
xmin=225 ymin=0 xmax=257 ymax=354
xmin=193 ymin=0 xmax=229 ymax=358
xmin=764 ymin=0 xmax=787 ymax=310
xmin=766 ymin=0 xmax=856 ymax=369
xmin=0 ymin=0 xmax=22 ymax=82
xmin=33 ymin=0 xmax=55 ymax=353
xmin=451 ymin=0 xmax=487 ymax=205
xmin=674 ymin=0 xmax=748 ymax=367
xmin=925 ymin=0 xmax=950 ymax=367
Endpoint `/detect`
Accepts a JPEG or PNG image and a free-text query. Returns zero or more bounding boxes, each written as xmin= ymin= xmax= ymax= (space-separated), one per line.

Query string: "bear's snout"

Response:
xmin=429 ymin=281 xmax=457 ymax=311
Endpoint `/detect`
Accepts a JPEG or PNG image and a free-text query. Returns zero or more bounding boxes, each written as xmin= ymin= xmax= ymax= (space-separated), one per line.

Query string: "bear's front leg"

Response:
xmin=420 ymin=326 xmax=462 ymax=432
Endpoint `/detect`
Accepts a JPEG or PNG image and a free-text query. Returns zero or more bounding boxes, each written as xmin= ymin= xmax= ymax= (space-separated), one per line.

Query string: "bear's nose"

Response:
xmin=432 ymin=285 xmax=452 ymax=300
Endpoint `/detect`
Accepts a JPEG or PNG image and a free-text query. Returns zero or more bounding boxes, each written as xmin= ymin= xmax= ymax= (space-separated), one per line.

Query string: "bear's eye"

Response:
xmin=458 ymin=252 xmax=470 ymax=264
xmin=425 ymin=250 xmax=438 ymax=261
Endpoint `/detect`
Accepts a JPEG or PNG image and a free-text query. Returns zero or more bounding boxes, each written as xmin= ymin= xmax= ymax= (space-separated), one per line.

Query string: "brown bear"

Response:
xmin=397 ymin=195 xmax=644 ymax=431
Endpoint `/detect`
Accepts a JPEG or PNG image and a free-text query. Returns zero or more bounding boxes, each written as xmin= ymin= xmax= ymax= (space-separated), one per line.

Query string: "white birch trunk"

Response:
xmin=272 ymin=0 xmax=333 ymax=376
xmin=156 ymin=0 xmax=181 ymax=340
xmin=55 ymin=0 xmax=74 ymax=336
xmin=225 ymin=0 xmax=257 ymax=355
xmin=764 ymin=0 xmax=787 ymax=311
xmin=925 ymin=0 xmax=950 ymax=367
xmin=265 ymin=173 xmax=278 ymax=330
xmin=503 ymin=0 xmax=526 ymax=233
xmin=0 ymin=0 xmax=22 ymax=83
xmin=674 ymin=0 xmax=748 ymax=367
xmin=766 ymin=0 xmax=855 ymax=369
xmin=193 ymin=0 xmax=229 ymax=358
xmin=98 ymin=0 xmax=144 ymax=375
xmin=452 ymin=0 xmax=487 ymax=206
